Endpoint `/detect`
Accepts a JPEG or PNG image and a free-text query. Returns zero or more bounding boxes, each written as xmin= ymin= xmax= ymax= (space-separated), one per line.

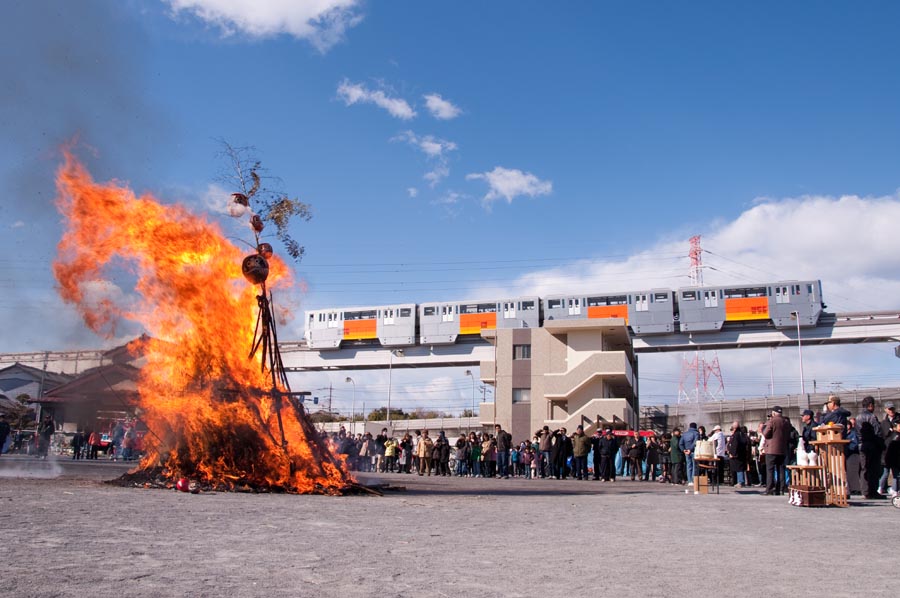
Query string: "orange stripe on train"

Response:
xmin=460 ymin=312 xmax=497 ymax=335
xmin=724 ymin=297 xmax=769 ymax=321
xmin=587 ymin=305 xmax=629 ymax=323
xmin=343 ymin=319 xmax=377 ymax=340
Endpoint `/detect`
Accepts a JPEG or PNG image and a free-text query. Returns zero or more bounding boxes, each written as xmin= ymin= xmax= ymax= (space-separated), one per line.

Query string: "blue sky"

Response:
xmin=3 ymin=1 xmax=900 ymax=414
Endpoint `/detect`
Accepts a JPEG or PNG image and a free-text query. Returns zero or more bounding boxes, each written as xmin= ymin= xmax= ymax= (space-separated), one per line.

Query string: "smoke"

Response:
xmin=0 ymin=0 xmax=174 ymax=352
xmin=0 ymin=456 xmax=65 ymax=479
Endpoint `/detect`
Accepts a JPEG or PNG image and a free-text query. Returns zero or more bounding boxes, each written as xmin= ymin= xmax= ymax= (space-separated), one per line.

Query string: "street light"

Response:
xmin=465 ymin=369 xmax=476 ymax=430
xmin=387 ymin=349 xmax=403 ymax=429
xmin=345 ymin=376 xmax=355 ymax=434
xmin=791 ymin=311 xmax=806 ymax=399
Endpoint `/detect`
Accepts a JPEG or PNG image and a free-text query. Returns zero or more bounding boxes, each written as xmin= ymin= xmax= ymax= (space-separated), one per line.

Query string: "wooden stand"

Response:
xmin=787 ymin=465 xmax=827 ymax=507
xmin=811 ymin=424 xmax=850 ymax=508
xmin=694 ymin=457 xmax=719 ymax=495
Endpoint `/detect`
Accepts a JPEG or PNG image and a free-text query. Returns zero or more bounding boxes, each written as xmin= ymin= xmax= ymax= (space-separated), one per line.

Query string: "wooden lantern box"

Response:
xmin=814 ymin=424 xmax=844 ymax=442
xmin=789 ymin=485 xmax=827 ymax=507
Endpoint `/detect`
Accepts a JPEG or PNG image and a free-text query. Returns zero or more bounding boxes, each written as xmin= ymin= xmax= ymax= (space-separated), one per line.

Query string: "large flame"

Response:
xmin=53 ymin=150 xmax=351 ymax=493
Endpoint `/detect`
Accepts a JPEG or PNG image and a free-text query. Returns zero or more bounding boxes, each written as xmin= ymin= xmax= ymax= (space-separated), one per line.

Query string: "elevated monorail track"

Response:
xmin=3 ymin=311 xmax=899 ymax=373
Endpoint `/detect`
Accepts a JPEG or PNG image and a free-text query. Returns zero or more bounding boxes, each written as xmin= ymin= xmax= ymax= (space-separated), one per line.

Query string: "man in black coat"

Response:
xmin=0 ymin=417 xmax=10 ymax=456
xmin=597 ymin=429 xmax=619 ymax=482
xmin=494 ymin=424 xmax=513 ymax=478
xmin=878 ymin=402 xmax=899 ymax=495
xmin=856 ymin=396 xmax=885 ymax=499
xmin=762 ymin=406 xmax=789 ymax=495
xmin=800 ymin=409 xmax=817 ymax=452
xmin=590 ymin=429 xmax=603 ymax=480
xmin=550 ymin=428 xmax=572 ymax=479
xmin=726 ymin=421 xmax=749 ymax=487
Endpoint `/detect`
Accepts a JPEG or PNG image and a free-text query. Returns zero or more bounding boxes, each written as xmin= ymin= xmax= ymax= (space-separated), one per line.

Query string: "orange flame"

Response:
xmin=53 ymin=150 xmax=351 ymax=493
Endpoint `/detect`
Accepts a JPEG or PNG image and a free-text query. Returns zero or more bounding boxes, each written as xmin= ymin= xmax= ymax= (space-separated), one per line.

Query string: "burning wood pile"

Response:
xmin=53 ymin=150 xmax=353 ymax=494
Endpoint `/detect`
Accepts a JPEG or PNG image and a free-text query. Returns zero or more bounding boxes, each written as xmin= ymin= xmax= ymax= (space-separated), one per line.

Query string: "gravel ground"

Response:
xmin=1 ymin=456 xmax=897 ymax=597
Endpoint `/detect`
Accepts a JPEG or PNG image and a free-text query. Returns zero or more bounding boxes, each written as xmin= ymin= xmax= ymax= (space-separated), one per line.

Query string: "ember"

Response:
xmin=53 ymin=150 xmax=353 ymax=494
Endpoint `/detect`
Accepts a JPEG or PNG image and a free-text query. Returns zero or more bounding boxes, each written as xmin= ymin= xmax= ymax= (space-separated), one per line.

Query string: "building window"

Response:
xmin=512 ymin=388 xmax=531 ymax=403
xmin=513 ymin=344 xmax=531 ymax=360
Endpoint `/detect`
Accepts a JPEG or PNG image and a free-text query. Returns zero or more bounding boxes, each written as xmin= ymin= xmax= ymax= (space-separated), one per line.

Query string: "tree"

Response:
xmin=308 ymin=411 xmax=344 ymax=424
xmin=216 ymin=140 xmax=312 ymax=261
xmin=12 ymin=394 xmax=36 ymax=429
xmin=366 ymin=407 xmax=409 ymax=421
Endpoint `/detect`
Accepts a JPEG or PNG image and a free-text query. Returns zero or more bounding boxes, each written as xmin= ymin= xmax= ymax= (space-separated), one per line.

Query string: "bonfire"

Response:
xmin=53 ymin=150 xmax=353 ymax=494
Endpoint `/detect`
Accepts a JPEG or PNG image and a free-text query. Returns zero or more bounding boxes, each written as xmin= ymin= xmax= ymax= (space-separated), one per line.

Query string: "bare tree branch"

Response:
xmin=215 ymin=139 xmax=313 ymax=261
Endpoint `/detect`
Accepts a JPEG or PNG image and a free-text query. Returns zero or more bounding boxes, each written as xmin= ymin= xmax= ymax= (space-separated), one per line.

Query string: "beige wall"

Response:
xmin=480 ymin=319 xmax=637 ymax=441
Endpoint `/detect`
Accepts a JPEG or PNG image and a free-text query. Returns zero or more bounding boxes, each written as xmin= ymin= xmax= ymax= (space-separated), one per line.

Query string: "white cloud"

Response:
xmin=466 ymin=166 xmax=552 ymax=205
xmin=423 ymin=93 xmax=461 ymax=120
xmin=407 ymin=187 xmax=418 ymax=198
xmin=423 ymin=164 xmax=449 ymax=187
xmin=432 ymin=191 xmax=464 ymax=206
xmin=461 ymin=191 xmax=900 ymax=402
xmin=337 ymin=80 xmax=416 ymax=120
xmin=393 ymin=130 xmax=457 ymax=188
xmin=11 ymin=221 xmax=24 ymax=229
xmin=164 ymin=0 xmax=363 ymax=52
xmin=392 ymin=130 xmax=456 ymax=158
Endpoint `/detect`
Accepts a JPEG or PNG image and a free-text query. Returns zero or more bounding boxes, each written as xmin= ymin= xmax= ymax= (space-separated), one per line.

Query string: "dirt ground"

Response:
xmin=1 ymin=456 xmax=897 ymax=597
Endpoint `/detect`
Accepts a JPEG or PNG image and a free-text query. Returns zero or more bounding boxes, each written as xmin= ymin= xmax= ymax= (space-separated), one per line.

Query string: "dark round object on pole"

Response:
xmin=242 ymin=254 xmax=269 ymax=285
xmin=257 ymin=242 xmax=274 ymax=259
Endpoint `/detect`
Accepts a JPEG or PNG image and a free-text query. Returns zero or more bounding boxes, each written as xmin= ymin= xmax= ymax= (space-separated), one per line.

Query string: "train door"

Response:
xmin=503 ymin=301 xmax=516 ymax=319
xmin=806 ymin=282 xmax=818 ymax=305
xmin=383 ymin=308 xmax=395 ymax=325
xmin=774 ymin=285 xmax=790 ymax=305
xmin=442 ymin=304 xmax=455 ymax=322
xmin=568 ymin=298 xmax=581 ymax=316
xmin=634 ymin=293 xmax=649 ymax=312
xmin=703 ymin=290 xmax=719 ymax=308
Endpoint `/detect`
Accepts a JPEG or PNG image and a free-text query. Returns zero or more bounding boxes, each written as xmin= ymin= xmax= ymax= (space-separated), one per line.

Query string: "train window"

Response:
xmin=587 ymin=296 xmax=627 ymax=306
xmin=462 ymin=303 xmax=497 ymax=314
xmin=346 ymin=310 xmax=377 ymax=320
xmin=723 ymin=287 xmax=767 ymax=299
xmin=400 ymin=308 xmax=412 ymax=317
xmin=423 ymin=306 xmax=435 ymax=316
xmin=681 ymin=291 xmax=698 ymax=301
xmin=654 ymin=293 xmax=668 ymax=302
xmin=521 ymin=300 xmax=535 ymax=310
xmin=547 ymin=298 xmax=562 ymax=309
xmin=807 ymin=284 xmax=814 ymax=296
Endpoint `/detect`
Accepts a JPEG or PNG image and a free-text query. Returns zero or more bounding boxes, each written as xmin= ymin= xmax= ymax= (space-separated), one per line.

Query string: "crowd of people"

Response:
xmin=328 ymin=395 xmax=900 ymax=498
xmin=0 ymin=415 xmax=143 ymax=462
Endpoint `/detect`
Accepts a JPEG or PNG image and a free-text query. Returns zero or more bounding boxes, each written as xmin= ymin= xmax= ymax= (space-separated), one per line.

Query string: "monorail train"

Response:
xmin=304 ymin=280 xmax=824 ymax=350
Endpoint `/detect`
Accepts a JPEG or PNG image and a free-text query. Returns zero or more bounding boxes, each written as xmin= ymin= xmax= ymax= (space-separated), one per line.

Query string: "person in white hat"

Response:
xmin=709 ymin=424 xmax=727 ymax=483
